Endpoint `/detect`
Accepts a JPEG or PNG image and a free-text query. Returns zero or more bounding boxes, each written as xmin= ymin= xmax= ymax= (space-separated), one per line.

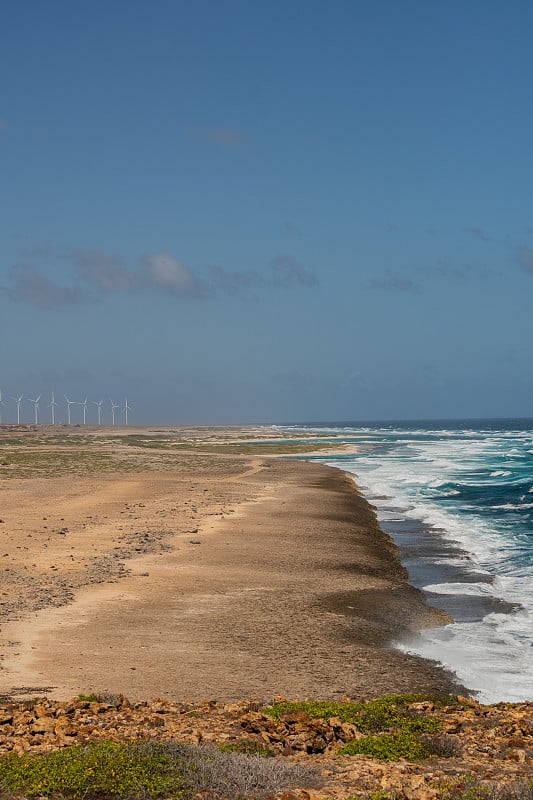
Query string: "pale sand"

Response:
xmin=0 ymin=426 xmax=463 ymax=702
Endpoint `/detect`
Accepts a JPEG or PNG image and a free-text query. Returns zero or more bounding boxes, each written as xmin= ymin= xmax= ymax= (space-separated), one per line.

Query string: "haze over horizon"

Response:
xmin=2 ymin=2 xmax=532 ymax=425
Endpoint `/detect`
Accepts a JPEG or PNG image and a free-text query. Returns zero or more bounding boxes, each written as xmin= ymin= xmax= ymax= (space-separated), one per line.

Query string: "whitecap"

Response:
xmin=422 ymin=582 xmax=495 ymax=596
xmin=315 ymin=421 xmax=533 ymax=702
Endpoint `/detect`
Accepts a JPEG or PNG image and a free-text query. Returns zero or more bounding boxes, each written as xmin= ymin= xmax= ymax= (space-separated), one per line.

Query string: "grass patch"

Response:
xmin=0 ymin=740 xmax=320 ymax=800
xmin=340 ymin=731 xmax=433 ymax=760
xmin=0 ymin=445 xmax=250 ymax=479
xmin=266 ymin=693 xmax=446 ymax=735
xmin=0 ymin=449 xmax=139 ymax=478
xmin=193 ymin=441 xmax=345 ymax=454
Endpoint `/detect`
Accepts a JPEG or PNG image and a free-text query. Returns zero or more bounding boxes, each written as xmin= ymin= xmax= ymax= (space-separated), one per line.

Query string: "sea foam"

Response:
xmin=303 ymin=419 xmax=533 ymax=702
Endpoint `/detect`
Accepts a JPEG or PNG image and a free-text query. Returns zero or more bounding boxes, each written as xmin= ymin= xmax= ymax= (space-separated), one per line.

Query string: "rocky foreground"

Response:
xmin=0 ymin=693 xmax=531 ymax=798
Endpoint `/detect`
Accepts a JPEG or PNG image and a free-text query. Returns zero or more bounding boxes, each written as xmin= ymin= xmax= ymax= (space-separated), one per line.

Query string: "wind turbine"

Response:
xmin=49 ymin=393 xmax=59 ymax=424
xmin=64 ymin=395 xmax=75 ymax=425
xmin=81 ymin=396 xmax=88 ymax=425
xmin=92 ymin=399 xmax=103 ymax=425
xmin=123 ymin=397 xmax=131 ymax=426
xmin=27 ymin=395 xmax=41 ymax=424
xmin=11 ymin=395 xmax=23 ymax=425
xmin=0 ymin=389 xmax=4 ymax=424
xmin=110 ymin=399 xmax=119 ymax=426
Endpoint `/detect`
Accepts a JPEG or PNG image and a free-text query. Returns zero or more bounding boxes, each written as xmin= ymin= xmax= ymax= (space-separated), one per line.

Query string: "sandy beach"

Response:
xmin=0 ymin=425 xmax=462 ymax=702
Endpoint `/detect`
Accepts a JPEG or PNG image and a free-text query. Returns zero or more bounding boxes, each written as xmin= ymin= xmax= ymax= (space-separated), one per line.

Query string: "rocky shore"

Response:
xmin=0 ymin=693 xmax=530 ymax=798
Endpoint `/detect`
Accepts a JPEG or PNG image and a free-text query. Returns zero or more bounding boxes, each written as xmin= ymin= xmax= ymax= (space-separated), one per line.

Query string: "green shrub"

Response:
xmin=0 ymin=740 xmax=185 ymax=799
xmin=340 ymin=731 xmax=432 ymax=761
xmin=0 ymin=740 xmax=321 ymax=800
xmin=266 ymin=693 xmax=444 ymax=735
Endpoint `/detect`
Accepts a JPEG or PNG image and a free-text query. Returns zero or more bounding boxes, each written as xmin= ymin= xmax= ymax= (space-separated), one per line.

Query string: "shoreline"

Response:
xmin=315 ymin=427 xmax=533 ymax=704
xmin=0 ymin=427 xmax=464 ymax=702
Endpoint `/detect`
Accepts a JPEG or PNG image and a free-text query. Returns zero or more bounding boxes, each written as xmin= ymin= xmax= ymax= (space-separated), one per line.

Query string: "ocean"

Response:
xmin=286 ymin=419 xmax=533 ymax=703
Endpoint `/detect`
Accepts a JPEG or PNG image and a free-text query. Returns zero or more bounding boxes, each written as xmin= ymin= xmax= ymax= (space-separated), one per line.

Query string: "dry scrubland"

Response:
xmin=0 ymin=424 xmax=531 ymax=799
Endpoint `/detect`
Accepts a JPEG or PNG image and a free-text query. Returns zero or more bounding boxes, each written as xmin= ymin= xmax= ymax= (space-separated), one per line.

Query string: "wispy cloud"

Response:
xmin=206 ymin=265 xmax=263 ymax=295
xmin=4 ymin=244 xmax=318 ymax=309
xmin=269 ymin=255 xmax=318 ymax=287
xmin=366 ymin=270 xmax=420 ymax=292
xmin=432 ymin=258 xmax=468 ymax=280
xmin=515 ymin=245 xmax=533 ymax=274
xmin=430 ymin=259 xmax=495 ymax=281
xmin=2 ymin=264 xmax=86 ymax=309
xmin=465 ymin=227 xmax=493 ymax=242
xmin=17 ymin=247 xmax=207 ymax=298
xmin=68 ymin=250 xmax=135 ymax=291
xmin=204 ymin=255 xmax=318 ymax=296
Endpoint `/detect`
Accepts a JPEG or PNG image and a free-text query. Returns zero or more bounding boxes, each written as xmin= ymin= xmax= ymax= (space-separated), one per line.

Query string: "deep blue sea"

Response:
xmin=284 ymin=419 xmax=533 ymax=703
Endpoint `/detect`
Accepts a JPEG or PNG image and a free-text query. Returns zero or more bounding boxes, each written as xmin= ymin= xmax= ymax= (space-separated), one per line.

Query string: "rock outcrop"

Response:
xmin=0 ymin=694 xmax=531 ymax=798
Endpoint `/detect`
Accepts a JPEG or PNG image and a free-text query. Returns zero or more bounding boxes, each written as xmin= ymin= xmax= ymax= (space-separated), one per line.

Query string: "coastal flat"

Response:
xmin=0 ymin=426 xmax=461 ymax=702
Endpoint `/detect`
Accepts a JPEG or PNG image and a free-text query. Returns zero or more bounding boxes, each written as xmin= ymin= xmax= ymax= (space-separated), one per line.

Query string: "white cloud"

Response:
xmin=142 ymin=252 xmax=207 ymax=296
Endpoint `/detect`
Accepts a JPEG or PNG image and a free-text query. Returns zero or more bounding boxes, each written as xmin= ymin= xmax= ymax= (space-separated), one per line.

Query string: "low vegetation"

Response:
xmin=0 ymin=692 xmax=529 ymax=799
xmin=116 ymin=435 xmax=340 ymax=455
xmin=363 ymin=777 xmax=533 ymax=800
xmin=267 ymin=694 xmax=458 ymax=762
xmin=0 ymin=445 xmax=249 ymax=478
xmin=0 ymin=425 xmax=339 ymax=478
xmin=434 ymin=776 xmax=533 ymax=800
xmin=218 ymin=739 xmax=273 ymax=757
xmin=0 ymin=740 xmax=320 ymax=800
xmin=340 ymin=730 xmax=433 ymax=760
xmin=267 ymin=693 xmax=446 ymax=734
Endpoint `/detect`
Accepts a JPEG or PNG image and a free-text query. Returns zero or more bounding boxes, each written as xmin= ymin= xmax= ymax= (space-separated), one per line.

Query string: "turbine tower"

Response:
xmin=27 ymin=395 xmax=41 ymax=424
xmin=64 ymin=395 xmax=75 ymax=425
xmin=110 ymin=399 xmax=119 ymax=426
xmin=81 ymin=396 xmax=88 ymax=425
xmin=0 ymin=389 xmax=4 ymax=424
xmin=92 ymin=399 xmax=103 ymax=425
xmin=124 ymin=397 xmax=131 ymax=426
xmin=49 ymin=393 xmax=59 ymax=424
xmin=11 ymin=395 xmax=23 ymax=425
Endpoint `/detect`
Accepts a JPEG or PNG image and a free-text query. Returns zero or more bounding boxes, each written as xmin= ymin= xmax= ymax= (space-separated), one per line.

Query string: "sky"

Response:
xmin=1 ymin=1 xmax=533 ymax=425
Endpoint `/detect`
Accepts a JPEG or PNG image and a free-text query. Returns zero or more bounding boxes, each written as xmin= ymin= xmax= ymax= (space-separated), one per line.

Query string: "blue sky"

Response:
xmin=1 ymin=1 xmax=533 ymax=425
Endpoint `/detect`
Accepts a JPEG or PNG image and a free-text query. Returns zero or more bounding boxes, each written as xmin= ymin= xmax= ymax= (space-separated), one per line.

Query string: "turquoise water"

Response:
xmin=285 ymin=419 xmax=533 ymax=702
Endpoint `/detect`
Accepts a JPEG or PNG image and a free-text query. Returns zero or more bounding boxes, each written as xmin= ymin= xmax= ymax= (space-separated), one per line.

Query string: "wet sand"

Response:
xmin=0 ymin=426 xmax=464 ymax=702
